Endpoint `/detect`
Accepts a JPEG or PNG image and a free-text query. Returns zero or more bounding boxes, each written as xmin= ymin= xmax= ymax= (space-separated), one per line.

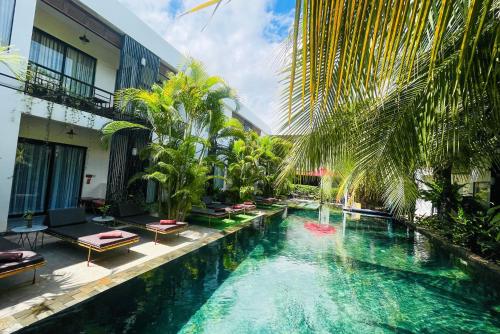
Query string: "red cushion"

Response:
xmin=160 ymin=219 xmax=177 ymax=225
xmin=98 ymin=231 xmax=123 ymax=239
xmin=233 ymin=204 xmax=243 ymax=209
xmin=243 ymin=201 xmax=253 ymax=205
xmin=0 ymin=252 xmax=23 ymax=263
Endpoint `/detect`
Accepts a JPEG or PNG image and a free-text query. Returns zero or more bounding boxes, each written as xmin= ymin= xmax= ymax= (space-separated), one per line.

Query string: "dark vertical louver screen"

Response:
xmin=106 ymin=35 xmax=159 ymax=204
xmin=115 ymin=35 xmax=160 ymax=91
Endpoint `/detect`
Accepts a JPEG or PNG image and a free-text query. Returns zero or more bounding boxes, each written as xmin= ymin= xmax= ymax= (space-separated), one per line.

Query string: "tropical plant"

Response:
xmin=186 ymin=1 xmax=500 ymax=219
xmin=102 ymin=59 xmax=238 ymax=220
xmin=0 ymin=45 xmax=23 ymax=73
xmin=206 ymin=117 xmax=246 ymax=194
xmin=227 ymin=130 xmax=265 ymax=201
xmin=419 ymin=179 xmax=464 ymax=220
xmin=278 ymin=0 xmax=499 ymax=217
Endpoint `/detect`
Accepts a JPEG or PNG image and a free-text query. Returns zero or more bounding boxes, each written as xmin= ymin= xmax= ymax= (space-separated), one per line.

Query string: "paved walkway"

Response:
xmin=0 ymin=224 xmax=218 ymax=332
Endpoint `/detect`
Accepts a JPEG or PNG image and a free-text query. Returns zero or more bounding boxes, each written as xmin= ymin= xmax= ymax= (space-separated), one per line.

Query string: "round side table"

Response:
xmin=11 ymin=225 xmax=48 ymax=251
xmin=92 ymin=216 xmax=115 ymax=225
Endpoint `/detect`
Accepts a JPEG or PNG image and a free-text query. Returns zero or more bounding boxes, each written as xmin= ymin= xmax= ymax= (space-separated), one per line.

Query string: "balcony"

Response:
xmin=0 ymin=61 xmax=147 ymax=124
xmin=24 ymin=61 xmax=115 ymax=119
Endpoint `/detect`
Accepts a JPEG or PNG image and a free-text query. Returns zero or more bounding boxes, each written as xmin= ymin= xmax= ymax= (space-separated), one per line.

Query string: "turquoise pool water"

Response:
xmin=23 ymin=208 xmax=500 ymax=333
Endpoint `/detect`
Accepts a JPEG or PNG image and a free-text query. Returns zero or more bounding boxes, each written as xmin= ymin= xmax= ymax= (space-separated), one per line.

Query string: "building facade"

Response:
xmin=0 ymin=0 xmax=268 ymax=232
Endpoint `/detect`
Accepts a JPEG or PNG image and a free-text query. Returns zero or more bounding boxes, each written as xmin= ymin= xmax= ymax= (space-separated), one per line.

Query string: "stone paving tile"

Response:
xmin=0 ymin=209 xmax=284 ymax=332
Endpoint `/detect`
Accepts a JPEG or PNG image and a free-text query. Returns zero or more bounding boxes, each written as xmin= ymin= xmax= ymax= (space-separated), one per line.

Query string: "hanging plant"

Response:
xmin=45 ymin=100 xmax=54 ymax=142
xmin=87 ymin=113 xmax=96 ymax=129
xmin=22 ymin=95 xmax=34 ymax=115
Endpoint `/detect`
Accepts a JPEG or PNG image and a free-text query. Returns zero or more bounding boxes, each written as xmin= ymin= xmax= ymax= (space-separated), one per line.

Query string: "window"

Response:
xmin=0 ymin=0 xmax=15 ymax=46
xmin=9 ymin=139 xmax=86 ymax=215
xmin=29 ymin=28 xmax=96 ymax=96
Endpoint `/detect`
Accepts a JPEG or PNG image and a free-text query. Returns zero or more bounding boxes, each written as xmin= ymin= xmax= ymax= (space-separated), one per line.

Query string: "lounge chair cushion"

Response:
xmin=0 ymin=252 xmax=23 ymax=262
xmin=49 ymin=223 xmax=137 ymax=249
xmin=98 ymin=231 xmax=123 ymax=239
xmin=146 ymin=222 xmax=188 ymax=232
xmin=160 ymin=219 xmax=176 ymax=225
xmin=117 ymin=201 xmax=146 ymax=218
xmin=0 ymin=238 xmax=44 ymax=274
xmin=46 ymin=207 xmax=87 ymax=227
xmin=190 ymin=207 xmax=227 ymax=217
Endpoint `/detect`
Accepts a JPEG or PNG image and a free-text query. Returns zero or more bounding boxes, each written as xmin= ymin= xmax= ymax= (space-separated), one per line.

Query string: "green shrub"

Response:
xmin=292 ymin=184 xmax=320 ymax=198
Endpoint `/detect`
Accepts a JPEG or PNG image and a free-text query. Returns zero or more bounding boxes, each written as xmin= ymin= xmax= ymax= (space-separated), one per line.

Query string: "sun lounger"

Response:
xmin=116 ymin=202 xmax=188 ymax=244
xmin=255 ymin=196 xmax=278 ymax=206
xmin=45 ymin=208 xmax=139 ymax=266
xmin=190 ymin=206 xmax=228 ymax=217
xmin=0 ymin=237 xmax=45 ymax=284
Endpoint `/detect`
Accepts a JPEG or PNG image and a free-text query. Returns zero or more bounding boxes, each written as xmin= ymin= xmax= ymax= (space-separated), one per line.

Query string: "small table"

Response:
xmin=92 ymin=216 xmax=114 ymax=225
xmin=11 ymin=225 xmax=48 ymax=251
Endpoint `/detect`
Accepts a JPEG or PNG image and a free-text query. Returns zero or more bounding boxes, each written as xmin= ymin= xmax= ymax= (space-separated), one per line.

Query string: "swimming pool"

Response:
xmin=21 ymin=208 xmax=500 ymax=333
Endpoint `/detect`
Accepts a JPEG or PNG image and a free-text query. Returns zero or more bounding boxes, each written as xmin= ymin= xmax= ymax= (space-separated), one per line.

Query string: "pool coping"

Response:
xmin=0 ymin=209 xmax=285 ymax=333
xmin=400 ymin=219 xmax=500 ymax=282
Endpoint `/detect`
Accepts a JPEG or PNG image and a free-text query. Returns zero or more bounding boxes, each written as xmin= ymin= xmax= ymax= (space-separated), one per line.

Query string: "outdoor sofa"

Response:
xmin=116 ymin=202 xmax=188 ymax=244
xmin=0 ymin=237 xmax=45 ymax=284
xmin=45 ymin=208 xmax=139 ymax=266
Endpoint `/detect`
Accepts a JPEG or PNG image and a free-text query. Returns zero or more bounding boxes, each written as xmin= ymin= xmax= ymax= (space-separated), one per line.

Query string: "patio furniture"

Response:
xmin=80 ymin=197 xmax=105 ymax=214
xmin=92 ymin=215 xmax=115 ymax=225
xmin=255 ymin=196 xmax=278 ymax=206
xmin=0 ymin=237 xmax=46 ymax=284
xmin=190 ymin=206 xmax=229 ymax=225
xmin=45 ymin=208 xmax=139 ymax=266
xmin=116 ymin=202 xmax=188 ymax=245
xmin=11 ymin=225 xmax=48 ymax=250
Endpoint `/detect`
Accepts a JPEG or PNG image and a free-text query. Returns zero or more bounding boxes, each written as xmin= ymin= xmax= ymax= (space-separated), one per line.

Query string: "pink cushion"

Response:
xmin=160 ymin=219 xmax=177 ymax=225
xmin=98 ymin=231 xmax=123 ymax=239
xmin=233 ymin=204 xmax=243 ymax=209
xmin=243 ymin=201 xmax=253 ymax=205
xmin=0 ymin=252 xmax=23 ymax=263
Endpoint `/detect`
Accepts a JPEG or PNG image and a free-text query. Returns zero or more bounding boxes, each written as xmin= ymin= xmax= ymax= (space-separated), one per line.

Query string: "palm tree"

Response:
xmin=205 ymin=117 xmax=246 ymax=194
xmin=0 ymin=45 xmax=23 ymax=73
xmin=102 ymin=59 xmax=239 ymax=219
xmin=186 ymin=1 xmax=499 ymax=216
xmin=278 ymin=0 xmax=499 ymax=216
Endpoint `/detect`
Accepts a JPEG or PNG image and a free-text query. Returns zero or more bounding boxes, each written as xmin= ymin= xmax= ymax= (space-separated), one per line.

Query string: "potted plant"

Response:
xmin=23 ymin=211 xmax=33 ymax=228
xmin=98 ymin=204 xmax=111 ymax=218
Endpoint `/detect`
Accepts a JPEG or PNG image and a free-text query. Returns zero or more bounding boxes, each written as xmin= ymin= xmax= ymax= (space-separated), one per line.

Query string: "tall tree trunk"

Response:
xmin=434 ymin=163 xmax=453 ymax=222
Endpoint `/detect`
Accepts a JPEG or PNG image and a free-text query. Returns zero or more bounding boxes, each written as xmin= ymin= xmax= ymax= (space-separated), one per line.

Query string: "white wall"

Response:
xmin=77 ymin=0 xmax=268 ymax=134
xmin=78 ymin=0 xmax=184 ymax=71
xmin=33 ymin=2 xmax=120 ymax=93
xmin=0 ymin=0 xmax=37 ymax=232
xmin=18 ymin=115 xmax=110 ymax=199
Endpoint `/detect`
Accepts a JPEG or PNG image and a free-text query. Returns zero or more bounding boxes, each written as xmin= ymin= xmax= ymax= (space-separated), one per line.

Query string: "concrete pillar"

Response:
xmin=0 ymin=0 xmax=37 ymax=232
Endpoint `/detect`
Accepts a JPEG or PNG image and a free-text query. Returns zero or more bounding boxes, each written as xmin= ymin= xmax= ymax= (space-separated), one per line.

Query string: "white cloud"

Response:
xmin=117 ymin=0 xmax=292 ymax=133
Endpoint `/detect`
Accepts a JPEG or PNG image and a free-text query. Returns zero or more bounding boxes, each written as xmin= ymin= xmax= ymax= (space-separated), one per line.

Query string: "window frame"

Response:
xmin=30 ymin=27 xmax=97 ymax=87
xmin=0 ymin=0 xmax=16 ymax=46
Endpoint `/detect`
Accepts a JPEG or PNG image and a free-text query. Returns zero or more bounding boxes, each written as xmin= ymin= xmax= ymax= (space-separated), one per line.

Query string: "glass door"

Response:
xmin=48 ymin=145 xmax=86 ymax=209
xmin=9 ymin=142 xmax=51 ymax=215
xmin=9 ymin=140 xmax=86 ymax=215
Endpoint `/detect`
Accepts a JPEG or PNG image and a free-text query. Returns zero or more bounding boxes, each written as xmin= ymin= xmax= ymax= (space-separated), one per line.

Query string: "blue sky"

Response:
xmin=118 ymin=0 xmax=296 ymax=132
xmin=272 ymin=0 xmax=295 ymax=14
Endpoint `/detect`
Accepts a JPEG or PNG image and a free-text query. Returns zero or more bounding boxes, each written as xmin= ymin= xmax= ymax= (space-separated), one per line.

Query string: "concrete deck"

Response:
xmin=0 ymin=224 xmax=218 ymax=332
xmin=0 ymin=209 xmax=280 ymax=333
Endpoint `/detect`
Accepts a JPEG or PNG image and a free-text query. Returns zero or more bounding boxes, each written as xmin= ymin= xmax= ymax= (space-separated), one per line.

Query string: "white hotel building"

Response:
xmin=0 ymin=0 xmax=269 ymax=232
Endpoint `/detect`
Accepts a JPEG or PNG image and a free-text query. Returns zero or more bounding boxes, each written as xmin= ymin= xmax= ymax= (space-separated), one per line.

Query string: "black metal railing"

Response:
xmin=24 ymin=61 xmax=115 ymax=118
xmin=0 ymin=62 xmax=148 ymax=124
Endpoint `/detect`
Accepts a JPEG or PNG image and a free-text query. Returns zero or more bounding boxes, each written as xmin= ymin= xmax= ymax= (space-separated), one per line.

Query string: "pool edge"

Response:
xmin=0 ymin=211 xmax=282 ymax=333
